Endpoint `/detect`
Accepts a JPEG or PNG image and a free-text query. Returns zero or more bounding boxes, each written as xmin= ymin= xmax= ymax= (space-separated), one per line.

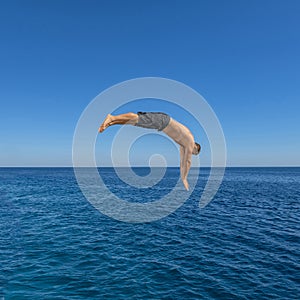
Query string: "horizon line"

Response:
xmin=0 ymin=165 xmax=299 ymax=168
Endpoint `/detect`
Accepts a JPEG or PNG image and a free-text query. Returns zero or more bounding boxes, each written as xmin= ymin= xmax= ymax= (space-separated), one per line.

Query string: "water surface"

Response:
xmin=0 ymin=167 xmax=299 ymax=299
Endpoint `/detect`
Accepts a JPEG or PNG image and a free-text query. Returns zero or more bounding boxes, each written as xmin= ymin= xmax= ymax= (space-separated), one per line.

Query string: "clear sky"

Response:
xmin=0 ymin=0 xmax=299 ymax=167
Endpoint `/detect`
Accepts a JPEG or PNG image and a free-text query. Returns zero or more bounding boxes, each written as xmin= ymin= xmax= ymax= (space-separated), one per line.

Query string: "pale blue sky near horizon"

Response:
xmin=0 ymin=0 xmax=299 ymax=167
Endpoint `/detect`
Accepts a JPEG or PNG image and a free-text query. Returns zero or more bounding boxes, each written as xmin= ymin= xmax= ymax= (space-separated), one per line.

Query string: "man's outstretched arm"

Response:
xmin=180 ymin=146 xmax=184 ymax=180
xmin=180 ymin=146 xmax=192 ymax=191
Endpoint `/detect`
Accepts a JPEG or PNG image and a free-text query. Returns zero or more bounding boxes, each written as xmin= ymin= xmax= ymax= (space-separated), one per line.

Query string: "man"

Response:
xmin=99 ymin=112 xmax=201 ymax=191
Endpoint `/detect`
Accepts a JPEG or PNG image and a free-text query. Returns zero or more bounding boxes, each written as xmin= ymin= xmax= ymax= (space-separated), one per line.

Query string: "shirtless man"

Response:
xmin=99 ymin=112 xmax=201 ymax=191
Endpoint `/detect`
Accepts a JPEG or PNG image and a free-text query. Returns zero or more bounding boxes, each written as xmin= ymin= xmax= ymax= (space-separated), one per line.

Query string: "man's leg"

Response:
xmin=99 ymin=113 xmax=138 ymax=132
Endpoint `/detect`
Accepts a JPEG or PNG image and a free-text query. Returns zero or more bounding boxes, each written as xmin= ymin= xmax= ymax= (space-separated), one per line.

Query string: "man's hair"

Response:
xmin=195 ymin=142 xmax=201 ymax=154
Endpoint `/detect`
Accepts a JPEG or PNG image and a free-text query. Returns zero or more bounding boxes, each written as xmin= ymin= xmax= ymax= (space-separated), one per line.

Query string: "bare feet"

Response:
xmin=99 ymin=114 xmax=112 ymax=133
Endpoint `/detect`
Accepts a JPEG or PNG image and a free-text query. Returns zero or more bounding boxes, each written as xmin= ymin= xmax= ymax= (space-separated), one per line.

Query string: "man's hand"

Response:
xmin=180 ymin=146 xmax=192 ymax=191
xmin=183 ymin=178 xmax=189 ymax=191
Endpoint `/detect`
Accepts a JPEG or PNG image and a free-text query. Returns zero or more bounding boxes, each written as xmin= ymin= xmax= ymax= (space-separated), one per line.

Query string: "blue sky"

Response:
xmin=0 ymin=0 xmax=299 ymax=166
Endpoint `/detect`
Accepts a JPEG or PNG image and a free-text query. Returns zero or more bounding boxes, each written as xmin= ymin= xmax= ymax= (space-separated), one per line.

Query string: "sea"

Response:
xmin=0 ymin=167 xmax=299 ymax=299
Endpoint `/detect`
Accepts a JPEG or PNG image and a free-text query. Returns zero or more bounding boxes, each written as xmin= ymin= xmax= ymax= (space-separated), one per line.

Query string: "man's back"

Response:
xmin=163 ymin=118 xmax=195 ymax=150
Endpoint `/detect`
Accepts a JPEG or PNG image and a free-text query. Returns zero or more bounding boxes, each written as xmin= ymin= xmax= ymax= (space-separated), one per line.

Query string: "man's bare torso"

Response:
xmin=163 ymin=118 xmax=195 ymax=149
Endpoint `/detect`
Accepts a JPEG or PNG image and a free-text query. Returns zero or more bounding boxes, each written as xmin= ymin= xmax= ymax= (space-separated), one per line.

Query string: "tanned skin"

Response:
xmin=99 ymin=113 xmax=201 ymax=190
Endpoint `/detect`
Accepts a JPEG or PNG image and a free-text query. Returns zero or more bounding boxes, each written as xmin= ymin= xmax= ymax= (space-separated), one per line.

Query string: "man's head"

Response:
xmin=193 ymin=142 xmax=201 ymax=155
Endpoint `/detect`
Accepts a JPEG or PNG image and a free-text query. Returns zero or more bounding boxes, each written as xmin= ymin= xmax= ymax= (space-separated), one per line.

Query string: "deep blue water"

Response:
xmin=0 ymin=167 xmax=299 ymax=299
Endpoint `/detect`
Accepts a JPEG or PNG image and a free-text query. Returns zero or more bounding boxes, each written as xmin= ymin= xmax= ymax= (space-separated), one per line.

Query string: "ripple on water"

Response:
xmin=0 ymin=167 xmax=299 ymax=299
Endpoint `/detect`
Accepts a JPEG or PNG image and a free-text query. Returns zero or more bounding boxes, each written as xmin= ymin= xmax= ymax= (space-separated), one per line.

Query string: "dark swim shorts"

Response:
xmin=135 ymin=112 xmax=171 ymax=131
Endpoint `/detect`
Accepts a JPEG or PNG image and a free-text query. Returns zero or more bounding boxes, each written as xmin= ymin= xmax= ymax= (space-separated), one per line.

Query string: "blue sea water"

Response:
xmin=0 ymin=167 xmax=299 ymax=299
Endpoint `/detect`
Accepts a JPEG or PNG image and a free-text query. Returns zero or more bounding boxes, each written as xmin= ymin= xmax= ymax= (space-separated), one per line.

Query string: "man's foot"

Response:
xmin=99 ymin=114 xmax=112 ymax=133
